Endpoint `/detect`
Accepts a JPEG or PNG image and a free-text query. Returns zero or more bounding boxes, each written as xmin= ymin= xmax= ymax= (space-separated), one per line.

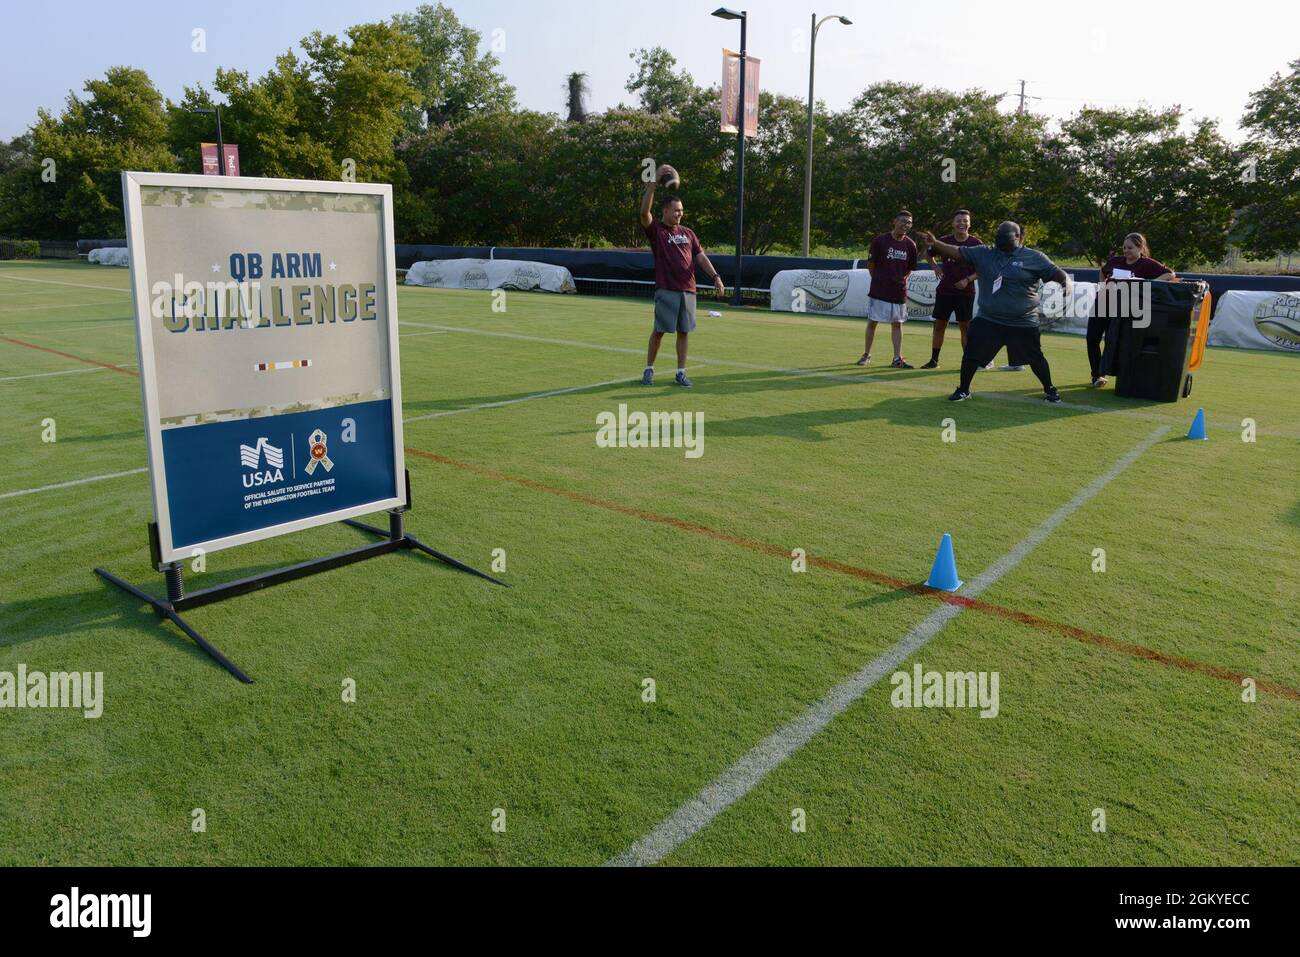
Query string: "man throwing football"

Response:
xmin=638 ymin=167 xmax=726 ymax=387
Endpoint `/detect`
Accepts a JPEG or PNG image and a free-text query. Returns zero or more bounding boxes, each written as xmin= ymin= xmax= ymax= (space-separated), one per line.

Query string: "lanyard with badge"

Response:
xmin=990 ymin=255 xmax=1020 ymax=296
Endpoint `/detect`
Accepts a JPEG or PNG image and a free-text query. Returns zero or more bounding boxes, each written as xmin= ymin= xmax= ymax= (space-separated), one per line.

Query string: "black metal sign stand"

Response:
xmin=93 ymin=472 xmax=507 ymax=683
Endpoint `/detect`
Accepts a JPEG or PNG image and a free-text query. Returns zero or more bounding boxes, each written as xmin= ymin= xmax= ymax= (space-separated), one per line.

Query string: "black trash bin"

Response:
xmin=1109 ymin=280 xmax=1208 ymax=402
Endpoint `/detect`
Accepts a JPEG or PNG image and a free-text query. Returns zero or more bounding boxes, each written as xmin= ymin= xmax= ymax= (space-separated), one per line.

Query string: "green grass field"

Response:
xmin=2 ymin=259 xmax=1297 ymax=866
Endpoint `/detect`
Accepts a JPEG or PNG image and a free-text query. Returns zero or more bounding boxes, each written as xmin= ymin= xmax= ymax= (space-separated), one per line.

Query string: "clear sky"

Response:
xmin=1 ymin=0 xmax=1295 ymax=142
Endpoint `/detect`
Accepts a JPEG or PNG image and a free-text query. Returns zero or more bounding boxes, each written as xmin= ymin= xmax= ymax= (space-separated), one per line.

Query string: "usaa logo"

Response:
xmin=239 ymin=437 xmax=285 ymax=487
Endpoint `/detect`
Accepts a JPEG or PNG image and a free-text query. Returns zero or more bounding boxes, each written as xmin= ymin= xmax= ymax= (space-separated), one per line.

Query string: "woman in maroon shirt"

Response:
xmin=1089 ymin=232 xmax=1175 ymax=387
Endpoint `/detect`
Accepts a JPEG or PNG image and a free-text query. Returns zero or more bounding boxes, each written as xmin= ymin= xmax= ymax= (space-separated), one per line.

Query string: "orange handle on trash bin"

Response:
xmin=1188 ymin=291 xmax=1211 ymax=372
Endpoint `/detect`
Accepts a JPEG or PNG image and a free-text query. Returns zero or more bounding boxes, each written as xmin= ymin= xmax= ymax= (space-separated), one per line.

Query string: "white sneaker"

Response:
xmin=1091 ymin=376 xmax=1108 ymax=388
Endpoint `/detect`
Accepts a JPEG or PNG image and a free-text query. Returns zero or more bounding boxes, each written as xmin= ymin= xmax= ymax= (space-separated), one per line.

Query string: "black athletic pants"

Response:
xmin=960 ymin=317 xmax=1054 ymax=392
xmin=1086 ymin=310 xmax=1108 ymax=379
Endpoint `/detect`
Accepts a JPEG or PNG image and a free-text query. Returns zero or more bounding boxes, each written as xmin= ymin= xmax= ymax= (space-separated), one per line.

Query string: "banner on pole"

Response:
xmin=720 ymin=48 xmax=760 ymax=137
xmin=200 ymin=143 xmax=241 ymax=176
xmin=120 ymin=172 xmax=405 ymax=564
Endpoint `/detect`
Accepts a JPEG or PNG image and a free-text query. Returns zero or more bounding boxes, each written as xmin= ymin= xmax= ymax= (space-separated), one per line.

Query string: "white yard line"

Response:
xmin=404 ymin=376 xmax=642 ymax=423
xmin=607 ymin=424 xmax=1170 ymax=867
xmin=403 ymin=367 xmax=708 ymax=423
xmin=403 ymin=320 xmax=1294 ymax=438
xmin=0 ymin=321 xmax=135 ymax=343
xmin=0 ymin=468 xmax=147 ymax=501
xmin=399 ymin=330 xmax=449 ymax=338
xmin=0 ymin=298 xmax=132 ymax=314
xmin=0 ymin=363 xmax=137 ymax=384
xmin=402 ymin=320 xmax=644 ymax=356
xmin=43 ymin=320 xmax=135 ymax=336
xmin=395 ymin=318 xmax=1033 ymax=393
xmin=0 ymin=273 xmax=132 ymax=294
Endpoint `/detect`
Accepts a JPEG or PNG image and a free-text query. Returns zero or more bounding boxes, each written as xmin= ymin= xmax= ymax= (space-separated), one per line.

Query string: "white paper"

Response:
xmin=1111 ymin=267 xmax=1134 ymax=280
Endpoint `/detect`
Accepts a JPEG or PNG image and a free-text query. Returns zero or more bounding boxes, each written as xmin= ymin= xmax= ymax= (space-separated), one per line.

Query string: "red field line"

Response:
xmin=405 ymin=446 xmax=1300 ymax=703
xmin=0 ymin=335 xmax=138 ymax=377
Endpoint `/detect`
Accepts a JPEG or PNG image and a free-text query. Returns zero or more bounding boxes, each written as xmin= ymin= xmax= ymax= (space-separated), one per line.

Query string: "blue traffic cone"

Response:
xmin=1187 ymin=407 xmax=1208 ymax=441
xmin=925 ymin=533 xmax=963 ymax=591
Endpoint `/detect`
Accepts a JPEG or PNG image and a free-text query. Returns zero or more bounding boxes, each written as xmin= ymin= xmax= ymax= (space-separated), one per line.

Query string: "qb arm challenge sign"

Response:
xmin=121 ymin=172 xmax=406 ymax=565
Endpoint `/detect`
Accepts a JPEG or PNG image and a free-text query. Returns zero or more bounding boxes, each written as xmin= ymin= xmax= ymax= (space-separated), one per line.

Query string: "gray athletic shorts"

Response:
xmin=867 ymin=296 xmax=907 ymax=323
xmin=653 ymin=289 xmax=697 ymax=334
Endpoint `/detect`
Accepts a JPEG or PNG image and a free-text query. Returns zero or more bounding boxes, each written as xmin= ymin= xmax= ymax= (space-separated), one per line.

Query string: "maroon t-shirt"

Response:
xmin=1101 ymin=255 xmax=1172 ymax=280
xmin=866 ymin=232 xmax=918 ymax=304
xmin=644 ymin=220 xmax=702 ymax=293
xmin=932 ymin=234 xmax=983 ymax=297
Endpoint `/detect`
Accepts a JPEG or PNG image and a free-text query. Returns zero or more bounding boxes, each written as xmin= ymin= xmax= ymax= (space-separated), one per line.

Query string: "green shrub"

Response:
xmin=0 ymin=238 xmax=40 ymax=259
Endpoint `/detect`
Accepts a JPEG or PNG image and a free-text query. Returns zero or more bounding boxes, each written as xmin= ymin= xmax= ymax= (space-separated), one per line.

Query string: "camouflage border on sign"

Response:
xmin=159 ymin=389 xmax=391 ymax=428
xmin=140 ymin=186 xmax=381 ymax=214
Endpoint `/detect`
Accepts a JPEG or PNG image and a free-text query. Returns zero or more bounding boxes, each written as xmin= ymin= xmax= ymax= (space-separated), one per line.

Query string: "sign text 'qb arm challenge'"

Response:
xmin=93 ymin=171 xmax=507 ymax=684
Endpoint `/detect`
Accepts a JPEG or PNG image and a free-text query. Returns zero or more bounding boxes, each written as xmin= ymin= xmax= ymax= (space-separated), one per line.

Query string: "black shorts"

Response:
xmin=932 ymin=293 xmax=974 ymax=324
xmin=964 ymin=317 xmax=1045 ymax=369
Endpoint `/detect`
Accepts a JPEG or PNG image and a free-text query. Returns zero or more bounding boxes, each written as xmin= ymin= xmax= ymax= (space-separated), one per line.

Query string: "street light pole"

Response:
xmin=801 ymin=14 xmax=852 ymax=257
xmin=214 ymin=105 xmax=226 ymax=176
xmin=733 ymin=12 xmax=746 ymax=306
xmin=192 ymin=106 xmax=227 ymax=175
xmin=802 ymin=14 xmax=818 ymax=258
xmin=713 ymin=7 xmax=749 ymax=307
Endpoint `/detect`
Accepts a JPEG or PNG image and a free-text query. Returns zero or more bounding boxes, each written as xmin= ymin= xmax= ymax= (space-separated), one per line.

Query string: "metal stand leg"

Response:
xmin=93 ymin=474 xmax=505 ymax=683
xmin=403 ymin=534 xmax=510 ymax=587
xmin=94 ymin=565 xmax=254 ymax=684
xmin=343 ymin=514 xmax=510 ymax=588
xmin=164 ymin=562 xmax=185 ymax=601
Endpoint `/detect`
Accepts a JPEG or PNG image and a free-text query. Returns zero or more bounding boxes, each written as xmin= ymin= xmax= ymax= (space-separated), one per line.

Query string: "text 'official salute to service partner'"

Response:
xmin=917 ymin=221 xmax=1070 ymax=404
xmin=638 ymin=166 xmax=726 ymax=388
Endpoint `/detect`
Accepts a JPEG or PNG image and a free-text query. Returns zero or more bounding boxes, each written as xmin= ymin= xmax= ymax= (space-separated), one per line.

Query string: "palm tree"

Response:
xmin=564 ymin=72 xmax=590 ymax=124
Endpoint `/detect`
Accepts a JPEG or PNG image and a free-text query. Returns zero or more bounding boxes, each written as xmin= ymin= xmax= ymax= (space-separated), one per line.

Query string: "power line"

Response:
xmin=1015 ymin=79 xmax=1043 ymax=114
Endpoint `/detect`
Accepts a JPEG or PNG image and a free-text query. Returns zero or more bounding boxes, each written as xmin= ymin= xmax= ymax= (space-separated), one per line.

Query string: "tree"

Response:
xmin=667 ymin=87 xmax=807 ymax=255
xmin=392 ymin=3 xmax=516 ymax=129
xmin=737 ymin=92 xmax=817 ymax=255
xmin=819 ymin=83 xmax=1043 ymax=247
xmin=401 ymin=111 xmax=561 ymax=246
xmin=1233 ymin=59 xmax=1300 ymax=258
xmin=625 ymin=47 xmax=697 ymax=115
xmin=168 ymin=21 xmax=419 ymax=184
xmin=660 ymin=90 xmax=729 ymax=246
xmin=1024 ymin=106 xmax=1239 ymax=267
xmin=301 ymin=23 xmax=421 ymax=184
xmin=170 ymin=58 xmax=331 ymax=180
xmin=0 ymin=134 xmax=32 ymax=177
xmin=564 ymin=72 xmax=590 ymax=124
xmin=0 ymin=67 xmax=176 ymax=239
xmin=552 ymin=107 xmax=676 ymax=247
